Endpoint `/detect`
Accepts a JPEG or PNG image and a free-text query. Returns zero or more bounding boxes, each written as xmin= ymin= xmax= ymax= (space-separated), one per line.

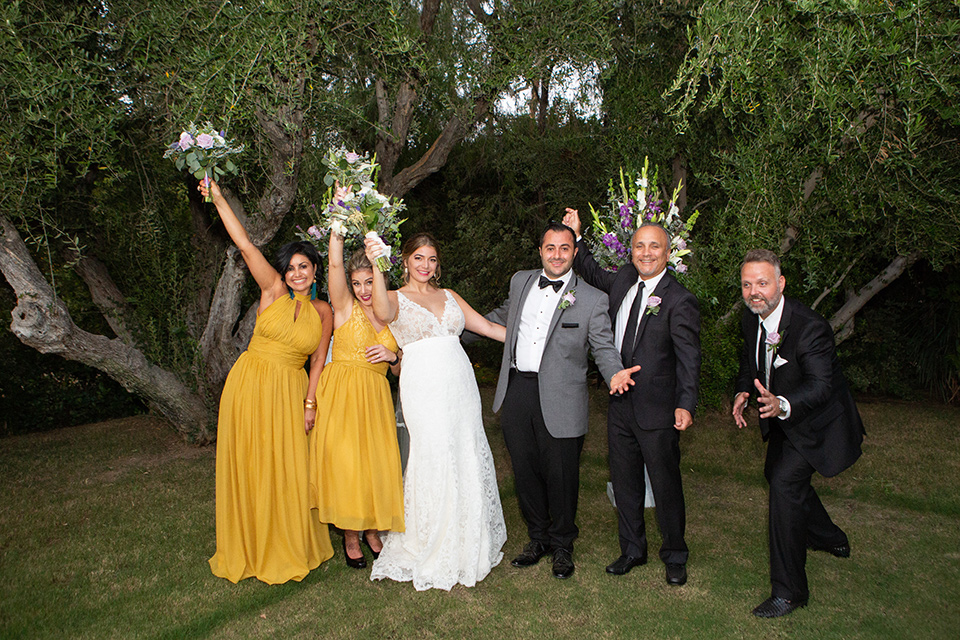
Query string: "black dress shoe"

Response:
xmin=665 ymin=563 xmax=687 ymax=586
xmin=808 ymin=542 xmax=850 ymax=558
xmin=343 ymin=537 xmax=367 ymax=569
xmin=511 ymin=541 xmax=550 ymax=567
xmin=552 ymin=548 xmax=575 ymax=579
xmin=606 ymin=555 xmax=647 ymax=575
xmin=752 ymin=596 xmax=807 ymax=618
xmin=362 ymin=532 xmax=381 ymax=560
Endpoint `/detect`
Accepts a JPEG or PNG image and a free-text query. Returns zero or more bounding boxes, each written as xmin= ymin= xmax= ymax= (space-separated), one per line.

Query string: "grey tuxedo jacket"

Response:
xmin=487 ymin=270 xmax=623 ymax=439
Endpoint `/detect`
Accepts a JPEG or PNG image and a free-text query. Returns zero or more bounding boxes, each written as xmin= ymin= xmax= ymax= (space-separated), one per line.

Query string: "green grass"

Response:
xmin=1 ymin=391 xmax=958 ymax=639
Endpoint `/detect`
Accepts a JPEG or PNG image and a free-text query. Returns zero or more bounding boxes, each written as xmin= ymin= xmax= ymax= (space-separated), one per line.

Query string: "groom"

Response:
xmin=483 ymin=222 xmax=637 ymax=579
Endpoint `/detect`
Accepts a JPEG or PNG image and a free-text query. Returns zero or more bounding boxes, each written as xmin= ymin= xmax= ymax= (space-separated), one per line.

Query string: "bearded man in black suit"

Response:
xmin=563 ymin=208 xmax=701 ymax=587
xmin=733 ymin=249 xmax=865 ymax=618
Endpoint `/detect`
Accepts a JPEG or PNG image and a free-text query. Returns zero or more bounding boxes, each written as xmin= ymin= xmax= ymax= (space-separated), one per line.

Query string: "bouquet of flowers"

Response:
xmin=164 ymin=122 xmax=243 ymax=202
xmin=586 ymin=157 xmax=699 ymax=273
xmin=303 ymin=148 xmax=405 ymax=273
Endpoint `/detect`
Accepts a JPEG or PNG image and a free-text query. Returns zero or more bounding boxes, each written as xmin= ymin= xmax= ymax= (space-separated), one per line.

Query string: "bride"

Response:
xmin=364 ymin=232 xmax=507 ymax=591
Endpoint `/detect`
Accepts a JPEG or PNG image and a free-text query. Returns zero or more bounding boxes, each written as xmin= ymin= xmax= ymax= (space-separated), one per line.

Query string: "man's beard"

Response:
xmin=746 ymin=292 xmax=781 ymax=317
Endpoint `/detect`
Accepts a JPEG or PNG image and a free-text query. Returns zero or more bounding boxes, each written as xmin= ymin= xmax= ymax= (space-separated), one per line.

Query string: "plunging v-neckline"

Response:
xmin=398 ymin=290 xmax=450 ymax=326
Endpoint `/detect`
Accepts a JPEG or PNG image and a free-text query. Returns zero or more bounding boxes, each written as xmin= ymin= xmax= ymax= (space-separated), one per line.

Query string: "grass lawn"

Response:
xmin=1 ymin=387 xmax=958 ymax=639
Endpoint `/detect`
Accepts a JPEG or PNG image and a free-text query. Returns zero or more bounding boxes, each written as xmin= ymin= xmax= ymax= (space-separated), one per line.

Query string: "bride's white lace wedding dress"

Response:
xmin=370 ymin=290 xmax=506 ymax=591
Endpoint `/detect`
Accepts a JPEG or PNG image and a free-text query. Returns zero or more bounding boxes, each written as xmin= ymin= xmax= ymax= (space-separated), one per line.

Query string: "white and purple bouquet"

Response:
xmin=164 ymin=122 xmax=243 ymax=202
xmin=306 ymin=148 xmax=405 ymax=273
xmin=586 ymin=157 xmax=699 ymax=273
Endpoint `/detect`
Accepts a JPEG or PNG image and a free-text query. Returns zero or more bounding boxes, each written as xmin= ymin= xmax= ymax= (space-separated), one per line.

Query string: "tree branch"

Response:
xmin=829 ymin=251 xmax=921 ymax=344
xmin=1 ymin=214 xmax=214 ymax=443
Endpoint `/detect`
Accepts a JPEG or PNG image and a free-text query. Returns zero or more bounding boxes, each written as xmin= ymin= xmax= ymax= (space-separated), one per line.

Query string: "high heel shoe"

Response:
xmin=362 ymin=532 xmax=382 ymax=560
xmin=343 ymin=536 xmax=367 ymax=569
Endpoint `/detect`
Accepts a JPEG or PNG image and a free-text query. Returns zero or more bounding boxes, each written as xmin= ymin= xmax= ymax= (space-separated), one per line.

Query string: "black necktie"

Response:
xmin=538 ymin=275 xmax=563 ymax=292
xmin=620 ymin=280 xmax=644 ymax=367
xmin=757 ymin=322 xmax=768 ymax=389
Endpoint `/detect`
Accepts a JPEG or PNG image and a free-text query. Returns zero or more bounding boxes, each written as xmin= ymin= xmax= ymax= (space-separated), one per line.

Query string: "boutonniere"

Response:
xmin=765 ymin=330 xmax=783 ymax=354
xmin=558 ymin=290 xmax=576 ymax=310
xmin=644 ymin=295 xmax=662 ymax=316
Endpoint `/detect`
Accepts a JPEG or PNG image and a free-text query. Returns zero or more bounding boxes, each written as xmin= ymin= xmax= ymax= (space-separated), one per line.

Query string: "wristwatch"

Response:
xmin=778 ymin=397 xmax=789 ymax=415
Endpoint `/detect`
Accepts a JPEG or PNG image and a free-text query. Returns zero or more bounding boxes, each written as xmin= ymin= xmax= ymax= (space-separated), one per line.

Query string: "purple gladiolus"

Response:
xmin=307 ymin=225 xmax=323 ymax=239
xmin=178 ymin=132 xmax=194 ymax=151
xmin=196 ymin=133 xmax=214 ymax=149
xmin=676 ymin=262 xmax=688 ymax=273
xmin=345 ymin=152 xmax=360 ymax=163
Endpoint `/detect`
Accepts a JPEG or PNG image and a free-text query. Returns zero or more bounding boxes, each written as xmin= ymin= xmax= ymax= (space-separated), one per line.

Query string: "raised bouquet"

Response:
xmin=302 ymin=148 xmax=405 ymax=273
xmin=587 ymin=157 xmax=699 ymax=273
xmin=164 ymin=122 xmax=243 ymax=202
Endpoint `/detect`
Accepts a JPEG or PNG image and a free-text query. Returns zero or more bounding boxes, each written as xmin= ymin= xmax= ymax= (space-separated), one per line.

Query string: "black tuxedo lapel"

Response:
xmin=769 ymin=299 xmax=793 ymax=393
xmin=631 ymin=273 xmax=669 ymax=359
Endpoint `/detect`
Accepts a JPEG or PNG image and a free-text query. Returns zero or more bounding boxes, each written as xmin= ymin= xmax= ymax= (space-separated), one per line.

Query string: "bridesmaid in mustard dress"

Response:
xmin=309 ymin=225 xmax=405 ymax=569
xmin=202 ymin=179 xmax=334 ymax=584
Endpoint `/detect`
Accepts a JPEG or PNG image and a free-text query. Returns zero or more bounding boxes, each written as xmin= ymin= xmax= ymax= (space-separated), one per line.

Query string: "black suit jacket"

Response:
xmin=736 ymin=296 xmax=865 ymax=477
xmin=574 ymin=239 xmax=701 ymax=429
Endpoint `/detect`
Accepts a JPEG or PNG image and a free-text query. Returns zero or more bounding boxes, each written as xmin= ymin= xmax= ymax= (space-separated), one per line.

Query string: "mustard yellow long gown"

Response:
xmin=209 ymin=292 xmax=334 ymax=584
xmin=309 ymin=302 xmax=405 ymax=532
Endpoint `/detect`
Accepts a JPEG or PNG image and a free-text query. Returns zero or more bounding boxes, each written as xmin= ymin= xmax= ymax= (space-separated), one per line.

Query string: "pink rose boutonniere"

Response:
xmin=645 ymin=295 xmax=662 ymax=316
xmin=558 ymin=290 xmax=576 ymax=310
xmin=765 ymin=331 xmax=783 ymax=354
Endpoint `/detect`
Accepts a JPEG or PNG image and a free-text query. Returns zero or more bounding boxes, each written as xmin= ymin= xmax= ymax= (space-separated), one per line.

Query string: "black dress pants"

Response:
xmin=500 ymin=371 xmax=584 ymax=551
xmin=607 ymin=394 xmax=688 ymax=564
xmin=765 ymin=426 xmax=848 ymax=601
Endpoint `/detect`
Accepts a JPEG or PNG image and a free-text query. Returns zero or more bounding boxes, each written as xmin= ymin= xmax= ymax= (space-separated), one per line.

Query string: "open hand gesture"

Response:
xmin=609 ymin=365 xmax=641 ymax=395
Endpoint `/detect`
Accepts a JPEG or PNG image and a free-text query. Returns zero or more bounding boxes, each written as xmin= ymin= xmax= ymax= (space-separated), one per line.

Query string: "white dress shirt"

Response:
xmin=614 ymin=269 xmax=667 ymax=351
xmin=755 ymin=296 xmax=791 ymax=419
xmin=515 ymin=269 xmax=573 ymax=373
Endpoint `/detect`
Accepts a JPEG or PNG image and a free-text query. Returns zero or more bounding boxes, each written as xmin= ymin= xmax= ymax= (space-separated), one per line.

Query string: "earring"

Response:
xmin=288 ymin=288 xmax=295 ymax=300
xmin=310 ymin=280 xmax=317 ymax=300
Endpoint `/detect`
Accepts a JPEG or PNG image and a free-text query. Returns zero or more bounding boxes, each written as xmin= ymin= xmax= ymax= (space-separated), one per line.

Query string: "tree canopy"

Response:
xmin=2 ymin=0 xmax=958 ymax=440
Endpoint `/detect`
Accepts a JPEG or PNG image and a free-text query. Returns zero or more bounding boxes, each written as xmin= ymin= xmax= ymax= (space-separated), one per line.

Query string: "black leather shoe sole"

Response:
xmin=552 ymin=550 xmax=575 ymax=579
xmin=511 ymin=542 xmax=550 ymax=567
xmin=605 ymin=555 xmax=647 ymax=575
xmin=752 ymin=596 xmax=807 ymax=618
xmin=665 ymin=563 xmax=687 ymax=585
xmin=809 ymin=542 xmax=850 ymax=558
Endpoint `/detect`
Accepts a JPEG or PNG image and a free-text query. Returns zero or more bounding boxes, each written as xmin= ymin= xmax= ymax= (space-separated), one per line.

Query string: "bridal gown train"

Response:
xmin=370 ymin=290 xmax=506 ymax=591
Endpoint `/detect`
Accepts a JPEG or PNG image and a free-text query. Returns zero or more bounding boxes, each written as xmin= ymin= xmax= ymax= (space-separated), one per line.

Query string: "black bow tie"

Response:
xmin=538 ymin=275 xmax=564 ymax=292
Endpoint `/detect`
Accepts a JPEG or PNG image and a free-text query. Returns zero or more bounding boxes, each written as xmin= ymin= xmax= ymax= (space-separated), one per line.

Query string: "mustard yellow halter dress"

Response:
xmin=309 ymin=302 xmax=405 ymax=532
xmin=209 ymin=292 xmax=334 ymax=584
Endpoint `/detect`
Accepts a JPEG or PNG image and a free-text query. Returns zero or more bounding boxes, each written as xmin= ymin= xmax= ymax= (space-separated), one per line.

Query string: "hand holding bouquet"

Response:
xmin=308 ymin=148 xmax=405 ymax=273
xmin=164 ymin=122 xmax=243 ymax=202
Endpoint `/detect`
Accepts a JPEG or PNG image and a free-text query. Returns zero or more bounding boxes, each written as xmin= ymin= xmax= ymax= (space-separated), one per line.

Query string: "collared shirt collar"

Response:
xmin=539 ymin=269 xmax=574 ymax=288
xmin=761 ymin=295 xmax=786 ymax=334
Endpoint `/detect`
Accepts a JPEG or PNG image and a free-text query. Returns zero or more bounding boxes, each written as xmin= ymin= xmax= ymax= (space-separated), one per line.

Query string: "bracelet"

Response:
xmin=387 ymin=353 xmax=400 ymax=366
xmin=304 ymin=399 xmax=318 ymax=410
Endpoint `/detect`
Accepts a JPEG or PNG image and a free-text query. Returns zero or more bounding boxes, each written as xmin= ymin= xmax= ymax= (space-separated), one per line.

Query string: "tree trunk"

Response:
xmin=1 ymin=214 xmax=215 ymax=443
xmin=830 ymin=251 xmax=921 ymax=344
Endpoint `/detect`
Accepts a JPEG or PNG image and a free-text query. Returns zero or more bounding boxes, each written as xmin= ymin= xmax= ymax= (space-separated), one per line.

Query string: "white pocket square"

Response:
xmin=773 ymin=355 xmax=788 ymax=369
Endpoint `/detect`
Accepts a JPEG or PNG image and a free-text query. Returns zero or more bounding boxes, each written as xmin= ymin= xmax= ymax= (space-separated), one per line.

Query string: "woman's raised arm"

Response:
xmin=364 ymin=237 xmax=399 ymax=324
xmin=200 ymin=179 xmax=282 ymax=297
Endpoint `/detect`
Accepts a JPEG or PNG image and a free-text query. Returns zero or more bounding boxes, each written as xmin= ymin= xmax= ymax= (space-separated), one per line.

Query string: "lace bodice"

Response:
xmin=389 ymin=290 xmax=465 ymax=347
